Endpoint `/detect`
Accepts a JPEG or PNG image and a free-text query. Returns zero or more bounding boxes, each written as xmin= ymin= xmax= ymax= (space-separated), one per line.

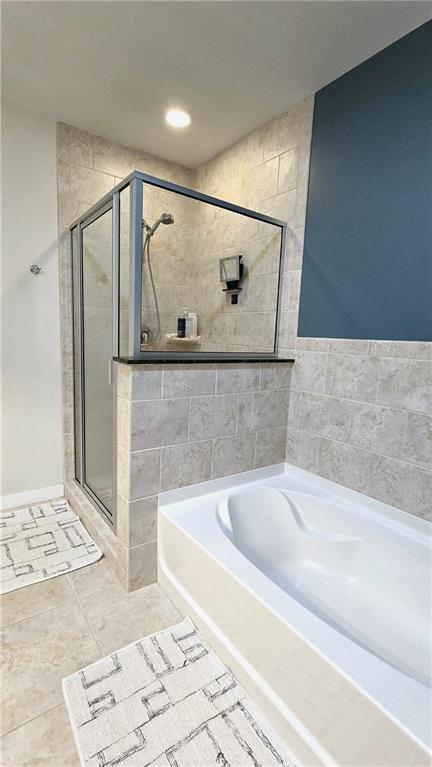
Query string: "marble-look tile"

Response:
xmin=189 ymin=394 xmax=237 ymax=440
xmin=216 ymin=366 xmax=260 ymax=394
xmin=368 ymin=456 xmax=432 ymax=518
xmin=298 ymin=393 xmax=348 ymax=440
xmin=278 ymin=147 xmax=299 ymax=193
xmin=57 ymin=160 xmax=70 ymax=196
xmin=325 ymin=354 xmax=380 ymax=402
xmin=278 ymin=309 xmax=298 ymax=349
xmin=295 ymin=338 xmax=329 ymax=353
xmin=404 ymin=413 xmax=432 ymax=466
xmin=80 ymin=582 xmax=181 ymax=655
xmin=118 ymin=447 xmax=161 ymax=500
xmin=117 ymin=539 xmax=157 ymax=592
xmin=212 ymin=434 xmax=255 ymax=479
xmin=281 ymin=269 xmax=302 ymax=312
xmin=58 ymin=197 xmax=89 ymax=233
xmin=244 ymin=235 xmax=280 ymax=276
xmin=130 ymin=398 xmax=189 ymax=450
xmin=287 ymin=388 xmax=301 ymax=427
xmin=263 ymin=96 xmax=313 ymax=161
xmin=162 ymin=367 xmax=216 ymax=398
xmin=1 ymin=703 xmax=81 ymax=767
xmin=260 ymin=363 xmax=292 ymax=391
xmin=290 ymin=351 xmax=328 ymax=394
xmin=297 ymin=141 xmax=311 ymax=187
xmin=327 ymin=339 xmax=370 ymax=355
xmin=130 ymin=367 xmax=162 ymax=400
xmin=285 ymin=427 xmax=320 ymax=471
xmin=417 ymin=342 xmax=432 ymax=360
xmin=284 ymin=227 xmax=305 ymax=272
xmin=69 ymin=126 xmax=93 ymax=166
xmin=117 ymin=396 xmax=131 ymax=450
xmin=368 ymin=340 xmax=418 ymax=358
xmin=377 ymin=359 xmax=432 ymax=413
xmin=237 ymin=389 xmax=289 ymax=433
xmin=160 ymin=439 xmax=212 ymax=491
xmin=56 ymin=122 xmax=70 ymax=162
xmin=93 ymin=135 xmax=136 ymax=178
xmin=317 ymin=439 xmax=371 ymax=494
xmin=255 ymin=428 xmax=287 ymax=467
xmin=116 ymin=363 xmax=131 ymax=398
xmin=292 ymin=184 xmax=308 ymax=228
xmin=258 ymin=188 xmax=296 ymax=222
xmin=117 ymin=494 xmax=158 ymax=547
xmin=0 ymin=576 xmax=75 ymax=628
xmin=243 ymin=272 xmax=279 ymax=312
xmin=1 ymin=602 xmax=100 ymax=735
xmin=345 ymin=402 xmax=408 ymax=459
xmin=68 ymin=559 xmax=122 ymax=599
xmin=242 ymin=157 xmax=279 ymax=206
xmin=69 ymin=164 xmax=114 ymax=204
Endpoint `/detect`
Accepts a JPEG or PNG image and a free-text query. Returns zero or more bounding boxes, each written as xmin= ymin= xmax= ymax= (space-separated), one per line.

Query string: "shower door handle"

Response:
xmin=108 ymin=359 xmax=112 ymax=385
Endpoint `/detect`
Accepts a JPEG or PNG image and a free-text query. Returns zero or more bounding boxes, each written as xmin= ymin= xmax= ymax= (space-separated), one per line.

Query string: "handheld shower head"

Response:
xmin=144 ymin=212 xmax=174 ymax=237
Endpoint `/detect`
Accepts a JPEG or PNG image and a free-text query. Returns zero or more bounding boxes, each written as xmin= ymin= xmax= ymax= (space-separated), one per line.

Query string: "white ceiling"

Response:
xmin=2 ymin=2 xmax=431 ymax=168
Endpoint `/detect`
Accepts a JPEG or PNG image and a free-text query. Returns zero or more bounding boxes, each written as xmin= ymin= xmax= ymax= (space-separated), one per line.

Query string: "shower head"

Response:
xmin=144 ymin=212 xmax=175 ymax=237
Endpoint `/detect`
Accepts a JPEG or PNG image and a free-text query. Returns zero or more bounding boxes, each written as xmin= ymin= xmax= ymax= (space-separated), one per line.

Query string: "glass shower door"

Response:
xmin=81 ymin=204 xmax=114 ymax=519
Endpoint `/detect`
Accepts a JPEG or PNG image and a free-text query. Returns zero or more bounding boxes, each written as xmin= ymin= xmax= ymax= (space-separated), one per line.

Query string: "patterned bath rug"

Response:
xmin=0 ymin=499 xmax=102 ymax=594
xmin=63 ymin=617 xmax=298 ymax=767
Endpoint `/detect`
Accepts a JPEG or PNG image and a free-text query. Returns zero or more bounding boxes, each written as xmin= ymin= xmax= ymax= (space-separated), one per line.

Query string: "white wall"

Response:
xmin=1 ymin=100 xmax=63 ymax=504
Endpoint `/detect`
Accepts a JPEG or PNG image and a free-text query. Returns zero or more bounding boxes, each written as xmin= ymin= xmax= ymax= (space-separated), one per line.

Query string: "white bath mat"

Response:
xmin=0 ymin=499 xmax=102 ymax=594
xmin=63 ymin=617 xmax=298 ymax=767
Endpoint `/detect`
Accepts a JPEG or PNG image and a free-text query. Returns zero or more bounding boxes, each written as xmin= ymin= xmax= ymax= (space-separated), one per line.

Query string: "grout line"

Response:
xmin=0 ymin=588 xmax=78 ymax=631
xmin=67 ymin=574 xmax=104 ymax=655
xmin=0 ymin=701 xmax=66 ymax=739
xmin=287 ymin=426 xmax=432 ymax=470
xmin=235 ymin=393 xmax=239 ymax=436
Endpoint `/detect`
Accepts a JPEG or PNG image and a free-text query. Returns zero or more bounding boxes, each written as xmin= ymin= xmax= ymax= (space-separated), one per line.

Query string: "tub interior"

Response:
xmin=217 ymin=484 xmax=430 ymax=688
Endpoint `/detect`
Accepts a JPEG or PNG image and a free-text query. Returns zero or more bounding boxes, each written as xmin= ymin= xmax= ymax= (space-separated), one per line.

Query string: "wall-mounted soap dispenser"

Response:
xmin=219 ymin=254 xmax=244 ymax=304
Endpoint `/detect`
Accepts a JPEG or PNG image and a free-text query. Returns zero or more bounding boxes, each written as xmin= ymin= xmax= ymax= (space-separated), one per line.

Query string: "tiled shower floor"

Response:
xmin=0 ymin=559 xmax=181 ymax=766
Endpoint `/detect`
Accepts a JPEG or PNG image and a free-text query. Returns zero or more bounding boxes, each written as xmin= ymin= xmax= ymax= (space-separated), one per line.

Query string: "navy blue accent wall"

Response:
xmin=298 ymin=22 xmax=432 ymax=341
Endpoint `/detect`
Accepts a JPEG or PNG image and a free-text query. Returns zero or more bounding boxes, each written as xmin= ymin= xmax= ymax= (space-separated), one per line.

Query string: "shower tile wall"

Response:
xmin=116 ymin=361 xmax=291 ymax=590
xmin=190 ymin=96 xmax=313 ymax=353
xmin=56 ymin=124 xmax=193 ymax=527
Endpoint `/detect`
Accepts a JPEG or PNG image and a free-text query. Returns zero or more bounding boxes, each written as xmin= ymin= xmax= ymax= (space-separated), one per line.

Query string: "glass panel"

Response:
xmin=119 ymin=184 xmax=130 ymax=356
xmin=82 ymin=208 xmax=113 ymax=515
xmin=71 ymin=227 xmax=81 ymax=482
xmin=140 ymin=181 xmax=283 ymax=353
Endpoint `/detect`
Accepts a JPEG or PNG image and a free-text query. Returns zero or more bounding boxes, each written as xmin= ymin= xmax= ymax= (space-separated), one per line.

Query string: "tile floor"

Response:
xmin=0 ymin=559 xmax=182 ymax=767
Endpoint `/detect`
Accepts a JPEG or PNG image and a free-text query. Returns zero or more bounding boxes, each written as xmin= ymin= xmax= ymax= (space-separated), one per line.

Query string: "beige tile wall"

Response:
xmin=192 ymin=96 xmax=313 ymax=355
xmin=285 ymin=338 xmax=432 ymax=519
xmin=116 ymin=361 xmax=291 ymax=589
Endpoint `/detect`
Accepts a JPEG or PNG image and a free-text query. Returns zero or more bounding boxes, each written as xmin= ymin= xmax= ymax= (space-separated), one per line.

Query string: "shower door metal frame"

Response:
xmin=70 ymin=171 xmax=288 ymax=527
xmin=70 ymin=171 xmax=288 ymax=362
xmin=71 ymin=192 xmax=121 ymax=529
xmin=126 ymin=172 xmax=287 ymax=360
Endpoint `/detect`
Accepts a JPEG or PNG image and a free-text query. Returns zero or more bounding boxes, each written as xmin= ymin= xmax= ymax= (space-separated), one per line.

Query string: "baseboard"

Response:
xmin=0 ymin=484 xmax=65 ymax=511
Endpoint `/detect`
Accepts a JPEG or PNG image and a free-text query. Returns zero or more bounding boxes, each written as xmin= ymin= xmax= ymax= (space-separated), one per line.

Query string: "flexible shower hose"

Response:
xmin=141 ymin=232 xmax=161 ymax=346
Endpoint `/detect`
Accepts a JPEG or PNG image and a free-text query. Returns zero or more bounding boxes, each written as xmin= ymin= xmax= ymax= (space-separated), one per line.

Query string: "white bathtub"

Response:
xmin=158 ymin=463 xmax=431 ymax=765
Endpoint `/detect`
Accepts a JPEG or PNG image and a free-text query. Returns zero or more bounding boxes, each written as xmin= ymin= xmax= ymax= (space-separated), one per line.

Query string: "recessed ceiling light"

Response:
xmin=165 ymin=108 xmax=191 ymax=128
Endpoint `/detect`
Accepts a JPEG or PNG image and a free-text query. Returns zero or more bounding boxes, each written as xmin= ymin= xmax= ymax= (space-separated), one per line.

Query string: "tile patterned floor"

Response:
xmin=0 ymin=559 xmax=182 ymax=767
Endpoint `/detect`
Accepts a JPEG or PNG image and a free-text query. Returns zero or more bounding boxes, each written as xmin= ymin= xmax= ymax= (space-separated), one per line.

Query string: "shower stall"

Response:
xmin=70 ymin=172 xmax=286 ymax=524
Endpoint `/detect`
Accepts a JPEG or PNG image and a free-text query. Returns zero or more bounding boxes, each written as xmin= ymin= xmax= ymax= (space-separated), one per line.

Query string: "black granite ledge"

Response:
xmin=114 ymin=355 xmax=295 ymax=365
